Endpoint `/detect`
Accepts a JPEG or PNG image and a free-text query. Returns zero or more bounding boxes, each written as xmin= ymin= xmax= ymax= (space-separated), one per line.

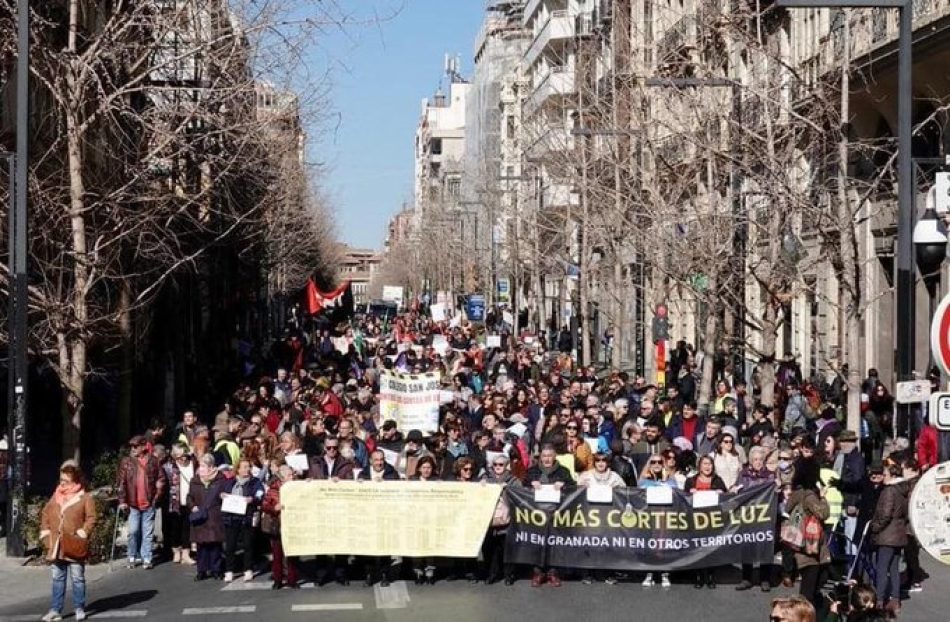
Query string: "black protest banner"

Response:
xmin=504 ymin=483 xmax=777 ymax=571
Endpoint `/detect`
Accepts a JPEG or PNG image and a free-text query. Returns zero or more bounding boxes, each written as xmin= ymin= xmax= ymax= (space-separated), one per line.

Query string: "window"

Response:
xmin=447 ymin=179 xmax=461 ymax=197
xmin=430 ymin=138 xmax=443 ymax=155
xmin=506 ymin=115 xmax=516 ymax=139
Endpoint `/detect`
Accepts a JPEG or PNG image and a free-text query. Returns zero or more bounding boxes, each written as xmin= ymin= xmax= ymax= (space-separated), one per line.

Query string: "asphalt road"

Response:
xmin=1 ymin=558 xmax=948 ymax=622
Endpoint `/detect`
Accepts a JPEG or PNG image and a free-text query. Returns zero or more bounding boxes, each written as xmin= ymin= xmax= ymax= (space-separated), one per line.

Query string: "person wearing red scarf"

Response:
xmin=40 ymin=461 xmax=97 ymax=622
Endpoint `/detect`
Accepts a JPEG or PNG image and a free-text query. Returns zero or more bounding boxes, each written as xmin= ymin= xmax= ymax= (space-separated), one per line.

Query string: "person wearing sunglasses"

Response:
xmin=481 ymin=454 xmax=520 ymax=586
xmin=638 ymin=454 xmax=677 ymax=588
xmin=564 ymin=419 xmax=592 ymax=472
xmin=713 ymin=432 xmax=743 ymax=490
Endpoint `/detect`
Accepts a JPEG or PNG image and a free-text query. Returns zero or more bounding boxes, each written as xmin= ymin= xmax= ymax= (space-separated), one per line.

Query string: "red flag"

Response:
xmin=305 ymin=279 xmax=350 ymax=315
xmin=305 ymin=278 xmax=321 ymax=314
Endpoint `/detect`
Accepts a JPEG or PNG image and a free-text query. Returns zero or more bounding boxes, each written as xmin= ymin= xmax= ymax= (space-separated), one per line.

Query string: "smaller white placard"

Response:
xmin=432 ymin=335 xmax=449 ymax=355
xmin=507 ymin=422 xmax=527 ymax=438
xmin=221 ymin=494 xmax=248 ymax=515
xmin=284 ymin=453 xmax=309 ymax=473
xmin=585 ymin=438 xmax=600 ymax=454
xmin=896 ymin=380 xmax=931 ymax=404
xmin=534 ymin=485 xmax=561 ymax=504
xmin=439 ymin=390 xmax=456 ymax=404
xmin=486 ymin=335 xmax=502 ymax=348
xmin=381 ymin=448 xmax=399 ymax=466
xmin=646 ymin=485 xmax=674 ymax=505
xmin=431 ymin=303 xmax=446 ymax=322
xmin=502 ymin=312 xmax=513 ymax=325
xmin=586 ymin=484 xmax=613 ymax=504
xmin=692 ymin=490 xmax=720 ymax=509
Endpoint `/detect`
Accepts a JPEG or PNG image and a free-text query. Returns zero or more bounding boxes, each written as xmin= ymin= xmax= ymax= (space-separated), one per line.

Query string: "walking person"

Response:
xmin=187 ymin=454 xmax=227 ymax=581
xmin=116 ymin=435 xmax=167 ymax=570
xmin=222 ymin=459 xmax=265 ymax=582
xmin=40 ymin=461 xmax=97 ymax=622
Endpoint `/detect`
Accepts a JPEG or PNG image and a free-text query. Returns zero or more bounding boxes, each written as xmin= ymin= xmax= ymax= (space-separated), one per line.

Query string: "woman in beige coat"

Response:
xmin=39 ymin=461 xmax=97 ymax=622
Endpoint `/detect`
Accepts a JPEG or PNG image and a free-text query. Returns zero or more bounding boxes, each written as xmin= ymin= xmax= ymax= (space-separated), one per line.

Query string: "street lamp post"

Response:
xmin=776 ymin=0 xmax=914 ymax=434
xmin=5 ymin=0 xmax=30 ymax=557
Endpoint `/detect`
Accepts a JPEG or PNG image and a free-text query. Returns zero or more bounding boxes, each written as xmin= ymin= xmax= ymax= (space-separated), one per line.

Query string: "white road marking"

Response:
xmin=1 ymin=616 xmax=47 ymax=622
xmin=182 ymin=606 xmax=256 ymax=615
xmin=291 ymin=604 xmax=364 ymax=612
xmin=92 ymin=611 xmax=149 ymax=618
xmin=374 ymin=580 xmax=411 ymax=610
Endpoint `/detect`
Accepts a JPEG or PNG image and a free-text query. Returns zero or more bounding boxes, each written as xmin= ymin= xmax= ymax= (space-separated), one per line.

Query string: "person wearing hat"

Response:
xmin=398 ymin=429 xmax=431 ymax=479
xmin=116 ymin=435 xmax=167 ymax=569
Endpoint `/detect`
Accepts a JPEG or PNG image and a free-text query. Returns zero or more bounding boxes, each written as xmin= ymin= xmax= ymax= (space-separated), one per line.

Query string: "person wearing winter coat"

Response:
xmin=116 ymin=434 xmax=167 ymax=569
xmin=523 ymin=445 xmax=575 ymax=587
xmin=358 ymin=450 xmax=401 ymax=586
xmin=40 ymin=461 xmax=97 ymax=622
xmin=870 ymin=462 xmax=911 ymax=614
xmin=785 ymin=457 xmax=830 ymax=613
xmin=221 ymin=459 xmax=265 ymax=583
xmin=734 ymin=447 xmax=777 ymax=592
xmin=186 ymin=454 xmax=227 ymax=581
xmin=480 ymin=454 xmax=520 ymax=585
xmin=261 ymin=464 xmax=299 ymax=589
xmin=685 ymin=455 xmax=729 ymax=589
xmin=163 ymin=443 xmax=197 ymax=566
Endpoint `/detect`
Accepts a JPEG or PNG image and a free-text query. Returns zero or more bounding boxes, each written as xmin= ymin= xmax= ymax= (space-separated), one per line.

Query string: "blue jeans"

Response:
xmin=50 ymin=561 xmax=85 ymax=613
xmin=875 ymin=545 xmax=902 ymax=603
xmin=127 ymin=506 xmax=155 ymax=563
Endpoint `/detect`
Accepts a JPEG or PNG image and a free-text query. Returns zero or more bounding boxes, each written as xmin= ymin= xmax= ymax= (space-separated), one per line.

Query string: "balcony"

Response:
xmin=656 ymin=15 xmax=699 ymax=64
xmin=525 ymin=127 xmax=574 ymax=161
xmin=524 ymin=0 xmax=545 ymax=24
xmin=524 ymin=10 xmax=574 ymax=68
xmin=802 ymin=0 xmax=950 ymax=76
xmin=524 ymin=66 xmax=575 ymax=117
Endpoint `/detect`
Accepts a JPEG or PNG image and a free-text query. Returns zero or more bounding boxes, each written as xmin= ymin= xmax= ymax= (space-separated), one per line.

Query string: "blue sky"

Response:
xmin=313 ymin=1 xmax=486 ymax=250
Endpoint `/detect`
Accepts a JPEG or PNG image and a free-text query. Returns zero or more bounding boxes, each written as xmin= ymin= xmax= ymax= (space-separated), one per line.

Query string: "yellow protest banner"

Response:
xmin=279 ymin=480 xmax=502 ymax=557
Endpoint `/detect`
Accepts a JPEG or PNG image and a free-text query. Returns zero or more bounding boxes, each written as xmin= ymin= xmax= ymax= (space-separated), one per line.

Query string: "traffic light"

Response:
xmin=652 ymin=303 xmax=670 ymax=343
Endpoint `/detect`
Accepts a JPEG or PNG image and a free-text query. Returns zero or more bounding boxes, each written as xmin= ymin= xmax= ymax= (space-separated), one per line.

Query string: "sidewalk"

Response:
xmin=0 ymin=538 xmax=113 ymax=609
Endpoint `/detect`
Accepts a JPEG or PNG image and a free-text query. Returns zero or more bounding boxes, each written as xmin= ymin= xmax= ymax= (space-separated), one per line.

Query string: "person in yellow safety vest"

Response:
xmin=819 ymin=466 xmax=844 ymax=527
xmin=212 ymin=423 xmax=240 ymax=467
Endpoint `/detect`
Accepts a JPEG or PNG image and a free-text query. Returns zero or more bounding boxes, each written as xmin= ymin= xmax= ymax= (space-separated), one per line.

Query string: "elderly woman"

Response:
xmin=735 ymin=446 xmax=777 ymax=592
xmin=164 ymin=443 xmax=197 ymax=565
xmin=40 ymin=461 xmax=97 ymax=622
xmin=480 ymin=454 xmax=520 ymax=585
xmin=187 ymin=454 xmax=227 ymax=581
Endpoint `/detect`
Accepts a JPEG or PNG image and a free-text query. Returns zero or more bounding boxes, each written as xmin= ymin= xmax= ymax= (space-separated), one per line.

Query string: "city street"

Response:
xmin=1 ymin=557 xmax=949 ymax=622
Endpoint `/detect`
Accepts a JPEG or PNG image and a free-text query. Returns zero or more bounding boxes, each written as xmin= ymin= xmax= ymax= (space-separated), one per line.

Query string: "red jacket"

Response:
xmin=917 ymin=425 xmax=939 ymax=470
xmin=321 ymin=392 xmax=344 ymax=421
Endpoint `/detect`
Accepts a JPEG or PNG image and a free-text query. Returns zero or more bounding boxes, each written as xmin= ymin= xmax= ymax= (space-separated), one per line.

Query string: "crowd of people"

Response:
xmin=33 ymin=302 xmax=942 ymax=621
